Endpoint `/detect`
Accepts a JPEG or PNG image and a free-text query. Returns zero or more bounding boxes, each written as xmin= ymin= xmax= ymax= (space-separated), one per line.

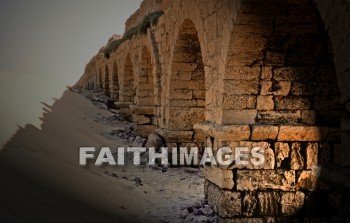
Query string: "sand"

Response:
xmin=0 ymin=90 xmax=207 ymax=223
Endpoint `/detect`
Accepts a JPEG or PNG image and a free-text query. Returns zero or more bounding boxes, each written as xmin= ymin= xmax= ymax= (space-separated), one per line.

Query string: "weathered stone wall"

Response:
xmin=76 ymin=0 xmax=350 ymax=221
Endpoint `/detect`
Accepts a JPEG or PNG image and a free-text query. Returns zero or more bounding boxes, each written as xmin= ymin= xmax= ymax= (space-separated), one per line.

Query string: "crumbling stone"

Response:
xmin=237 ymin=170 xmax=295 ymax=191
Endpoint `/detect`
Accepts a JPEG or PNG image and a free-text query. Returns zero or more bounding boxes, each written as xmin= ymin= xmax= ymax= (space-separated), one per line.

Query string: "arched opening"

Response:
xmin=110 ymin=62 xmax=119 ymax=100
xmin=122 ymin=54 xmax=135 ymax=103
xmin=168 ymin=19 xmax=206 ymax=131
xmin=104 ymin=65 xmax=110 ymax=97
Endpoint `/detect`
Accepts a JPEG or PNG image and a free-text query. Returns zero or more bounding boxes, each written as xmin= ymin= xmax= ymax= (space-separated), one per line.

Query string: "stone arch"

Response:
xmin=221 ymin=0 xmax=344 ymax=126
xmin=201 ymin=0 xmax=346 ymax=219
xmin=167 ymin=19 xmax=206 ymax=131
xmin=314 ymin=0 xmax=350 ymax=166
xmin=103 ymin=64 xmax=110 ymax=97
xmin=122 ymin=54 xmax=135 ymax=103
xmin=110 ymin=62 xmax=119 ymax=100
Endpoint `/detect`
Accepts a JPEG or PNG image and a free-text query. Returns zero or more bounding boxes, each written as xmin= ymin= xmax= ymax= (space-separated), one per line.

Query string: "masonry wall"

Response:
xmin=76 ymin=0 xmax=350 ymax=221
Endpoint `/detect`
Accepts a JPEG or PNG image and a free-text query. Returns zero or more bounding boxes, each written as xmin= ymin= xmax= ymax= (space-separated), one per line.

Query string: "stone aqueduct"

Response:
xmin=76 ymin=0 xmax=350 ymax=221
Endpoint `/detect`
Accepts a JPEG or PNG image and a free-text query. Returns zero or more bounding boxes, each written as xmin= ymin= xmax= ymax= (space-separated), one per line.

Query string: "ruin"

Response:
xmin=76 ymin=0 xmax=350 ymax=221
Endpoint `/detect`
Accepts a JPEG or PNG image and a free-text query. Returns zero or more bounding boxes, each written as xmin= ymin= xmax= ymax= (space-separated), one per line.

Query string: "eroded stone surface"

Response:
xmin=206 ymin=182 xmax=241 ymax=217
xmin=203 ymin=166 xmax=234 ymax=190
xmin=237 ymin=170 xmax=295 ymax=191
xmin=281 ymin=192 xmax=305 ymax=216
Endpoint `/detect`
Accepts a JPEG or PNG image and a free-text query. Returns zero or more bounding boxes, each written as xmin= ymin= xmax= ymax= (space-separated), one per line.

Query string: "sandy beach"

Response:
xmin=0 ymin=90 xmax=211 ymax=223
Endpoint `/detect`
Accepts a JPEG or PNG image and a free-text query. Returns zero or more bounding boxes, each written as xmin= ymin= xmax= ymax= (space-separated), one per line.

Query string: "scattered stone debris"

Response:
xmin=179 ymin=200 xmax=217 ymax=223
xmin=146 ymin=133 xmax=165 ymax=151
xmin=132 ymin=136 xmax=147 ymax=147
xmin=131 ymin=176 xmax=143 ymax=186
xmin=79 ymin=89 xmax=214 ymax=221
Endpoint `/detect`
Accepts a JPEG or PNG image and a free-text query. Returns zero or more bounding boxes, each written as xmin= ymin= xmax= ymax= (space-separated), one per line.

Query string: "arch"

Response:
xmin=104 ymin=64 xmax=110 ymax=97
xmin=222 ymin=0 xmax=344 ymax=126
xmin=204 ymin=0 xmax=346 ymax=219
xmin=110 ymin=62 xmax=119 ymax=100
xmin=167 ymin=19 xmax=206 ymax=130
xmin=122 ymin=54 xmax=135 ymax=103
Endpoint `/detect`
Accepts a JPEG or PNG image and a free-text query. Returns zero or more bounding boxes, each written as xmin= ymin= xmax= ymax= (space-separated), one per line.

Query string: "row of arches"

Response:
xmin=78 ymin=0 xmax=350 ymax=219
xmin=93 ymin=19 xmax=206 ymax=134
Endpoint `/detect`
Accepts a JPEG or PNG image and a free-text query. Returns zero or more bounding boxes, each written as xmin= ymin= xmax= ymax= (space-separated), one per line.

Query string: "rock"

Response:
xmin=281 ymin=192 xmax=305 ymax=216
xmin=206 ymin=181 xmax=241 ymax=217
xmin=110 ymin=127 xmax=125 ymax=135
xmin=146 ymin=133 xmax=165 ymax=152
xmin=132 ymin=136 xmax=146 ymax=147
xmin=243 ymin=192 xmax=257 ymax=216
xmin=203 ymin=166 xmax=234 ymax=190
xmin=251 ymin=125 xmax=278 ymax=140
xmin=275 ymin=142 xmax=290 ymax=168
xmin=290 ymin=142 xmax=304 ymax=170
xmin=237 ymin=170 xmax=295 ymax=191
xmin=202 ymin=205 xmax=214 ymax=217
xmin=296 ymin=170 xmax=317 ymax=191
xmin=306 ymin=143 xmax=318 ymax=169
xmin=258 ymin=192 xmax=280 ymax=215
xmin=131 ymin=177 xmax=143 ymax=186
xmin=194 ymin=209 xmax=203 ymax=216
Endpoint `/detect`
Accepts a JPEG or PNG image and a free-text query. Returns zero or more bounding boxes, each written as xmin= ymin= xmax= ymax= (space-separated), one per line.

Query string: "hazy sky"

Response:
xmin=0 ymin=0 xmax=142 ymax=147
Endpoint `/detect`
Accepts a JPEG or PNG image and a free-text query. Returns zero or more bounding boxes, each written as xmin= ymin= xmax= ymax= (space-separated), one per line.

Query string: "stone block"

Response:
xmin=219 ymin=141 xmax=275 ymax=170
xmin=168 ymin=107 xmax=205 ymax=130
xmin=242 ymin=192 xmax=257 ymax=216
xmin=192 ymin=89 xmax=206 ymax=99
xmin=275 ymin=96 xmax=311 ymax=110
xmin=172 ymin=62 xmax=198 ymax=72
xmin=301 ymin=110 xmax=316 ymax=124
xmin=170 ymin=99 xmax=197 ymax=107
xmin=170 ymin=88 xmax=193 ymax=100
xmin=132 ymin=114 xmax=151 ymax=125
xmin=256 ymin=95 xmax=274 ymax=110
xmin=203 ymin=166 xmax=234 ymax=190
xmin=251 ymin=125 xmax=278 ymax=140
xmin=296 ymin=170 xmax=317 ymax=191
xmin=194 ymin=123 xmax=251 ymax=142
xmin=261 ymin=81 xmax=291 ymax=96
xmin=206 ymin=182 xmax=242 ymax=217
xmin=261 ymin=66 xmax=272 ymax=80
xmin=155 ymin=129 xmax=193 ymax=143
xmin=225 ymin=66 xmax=261 ymax=80
xmin=277 ymin=126 xmax=328 ymax=141
xmin=135 ymin=125 xmax=156 ymax=137
xmin=290 ymin=142 xmax=304 ymax=170
xmin=273 ymin=66 xmax=315 ymax=81
xmin=281 ymin=192 xmax=305 ymax=216
xmin=223 ymin=94 xmax=257 ymax=110
xmin=222 ymin=110 xmax=257 ymax=124
xmin=237 ymin=170 xmax=295 ymax=191
xmin=306 ymin=143 xmax=318 ymax=169
xmin=224 ymin=80 xmax=259 ymax=94
xmin=258 ymin=192 xmax=280 ymax=215
xmin=257 ymin=110 xmax=301 ymax=124
xmin=275 ymin=142 xmax=290 ymax=168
